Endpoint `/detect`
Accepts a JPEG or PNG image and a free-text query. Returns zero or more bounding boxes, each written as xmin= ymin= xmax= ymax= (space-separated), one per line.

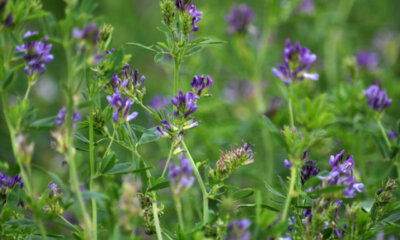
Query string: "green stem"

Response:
xmin=2 ymin=93 xmax=48 ymax=240
xmin=288 ymin=97 xmax=295 ymax=128
xmin=281 ymin=164 xmax=296 ymax=232
xmin=181 ymin=140 xmax=208 ymax=225
xmin=104 ymin=129 xmax=116 ymax=156
xmin=173 ymin=57 xmax=180 ymax=96
xmin=152 ymin=199 xmax=163 ymax=240
xmin=64 ymin=40 xmax=92 ymax=239
xmin=174 ymin=197 xmax=185 ymax=231
xmin=376 ymin=117 xmax=391 ymax=151
xmin=161 ymin=144 xmax=174 ymax=178
xmin=125 ymin=124 xmax=163 ymax=240
xmin=88 ymin=100 xmax=97 ymax=240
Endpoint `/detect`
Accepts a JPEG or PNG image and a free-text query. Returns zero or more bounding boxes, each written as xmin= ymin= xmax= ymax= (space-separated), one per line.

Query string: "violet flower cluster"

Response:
xmin=56 ymin=106 xmax=81 ymax=129
xmin=108 ymin=64 xmax=146 ymax=98
xmin=300 ymin=151 xmax=320 ymax=185
xmin=72 ymin=23 xmax=104 ymax=64
xmin=168 ymin=155 xmax=195 ymax=197
xmin=1 ymin=0 xmax=12 ymax=27
xmin=73 ymin=22 xmax=100 ymax=45
xmin=356 ymin=51 xmax=379 ymax=70
xmin=186 ymin=5 xmax=202 ymax=31
xmin=0 ymin=173 xmax=23 ymax=189
xmin=225 ymin=4 xmax=255 ymax=35
xmin=176 ymin=1 xmax=202 ymax=31
xmin=321 ymin=150 xmax=364 ymax=198
xmin=363 ymin=84 xmax=392 ymax=112
xmin=149 ymin=95 xmax=170 ymax=111
xmin=272 ymin=38 xmax=319 ymax=85
xmin=225 ymin=218 xmax=251 ymax=240
xmin=15 ymin=31 xmax=54 ymax=76
xmin=106 ymin=64 xmax=148 ymax=124
xmin=107 ymin=92 xmax=138 ymax=124
xmin=191 ymin=75 xmax=213 ymax=96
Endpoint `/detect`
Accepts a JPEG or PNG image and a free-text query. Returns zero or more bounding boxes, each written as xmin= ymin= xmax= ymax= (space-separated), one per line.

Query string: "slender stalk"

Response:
xmin=64 ymin=41 xmax=92 ymax=239
xmin=152 ymin=200 xmax=163 ymax=240
xmin=23 ymin=83 xmax=33 ymax=102
xmin=125 ymin=124 xmax=163 ymax=240
xmin=281 ymin=163 xmax=296 ymax=229
xmin=173 ymin=57 xmax=180 ymax=95
xmin=376 ymin=117 xmax=391 ymax=151
xmin=174 ymin=197 xmax=185 ymax=230
xmin=88 ymin=100 xmax=97 ymax=240
xmin=288 ymin=86 xmax=295 ymax=128
xmin=104 ymin=129 xmax=116 ymax=156
xmin=161 ymin=144 xmax=174 ymax=178
xmin=181 ymin=140 xmax=209 ymax=225
xmin=1 ymin=93 xmax=48 ymax=240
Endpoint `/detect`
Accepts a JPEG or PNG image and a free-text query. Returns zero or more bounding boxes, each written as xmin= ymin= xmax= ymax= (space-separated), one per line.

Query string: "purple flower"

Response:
xmin=8 ymin=175 xmax=23 ymax=188
xmin=321 ymin=151 xmax=364 ymax=198
xmin=171 ymin=88 xmax=199 ymax=118
xmin=169 ymin=155 xmax=195 ymax=196
xmin=47 ymin=181 xmax=60 ymax=197
xmin=297 ymin=0 xmax=315 ymax=14
xmin=107 ymin=92 xmax=138 ymax=123
xmin=284 ymin=159 xmax=292 ymax=169
xmin=301 ymin=159 xmax=320 ymax=185
xmin=110 ymin=64 xmax=146 ymax=93
xmin=225 ymin=4 xmax=255 ymax=34
xmin=334 ymin=225 xmax=346 ymax=239
xmin=363 ymin=84 xmax=392 ymax=112
xmin=272 ymin=38 xmax=318 ymax=85
xmin=72 ymin=22 xmax=100 ymax=44
xmin=302 ymin=208 xmax=313 ymax=225
xmin=356 ymin=51 xmax=379 ymax=70
xmin=389 ymin=130 xmax=398 ymax=141
xmin=4 ymin=13 xmax=12 ymax=27
xmin=15 ymin=31 xmax=54 ymax=76
xmin=56 ymin=106 xmax=67 ymax=128
xmin=191 ymin=75 xmax=213 ymax=96
xmin=329 ymin=150 xmax=345 ymax=167
xmin=149 ymin=95 xmax=170 ymax=111
xmin=56 ymin=106 xmax=80 ymax=129
xmin=186 ymin=4 xmax=202 ymax=31
xmin=225 ymin=218 xmax=251 ymax=240
xmin=175 ymin=0 xmax=185 ymax=11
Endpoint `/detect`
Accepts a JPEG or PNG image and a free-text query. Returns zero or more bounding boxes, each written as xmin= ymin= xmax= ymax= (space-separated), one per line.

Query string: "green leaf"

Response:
xmin=303 ymin=175 xmax=322 ymax=189
xmin=105 ymin=162 xmax=151 ymax=175
xmin=310 ymin=185 xmax=346 ymax=197
xmin=156 ymin=26 xmax=170 ymax=34
xmin=148 ymin=180 xmax=170 ymax=191
xmin=99 ymin=153 xmax=117 ymax=174
xmin=232 ymin=188 xmax=254 ymax=200
xmin=126 ymin=42 xmax=157 ymax=52
xmin=154 ymin=52 xmax=164 ymax=63
xmin=361 ymin=199 xmax=375 ymax=213
xmin=138 ymin=128 xmax=159 ymax=145
xmin=264 ymin=182 xmax=285 ymax=198
xmin=370 ymin=132 xmax=389 ymax=158
xmin=82 ymin=191 xmax=109 ymax=201
xmin=5 ymin=219 xmax=35 ymax=228
xmin=262 ymin=115 xmax=287 ymax=149
xmin=29 ymin=116 xmax=56 ymax=130
xmin=185 ymin=46 xmax=203 ymax=56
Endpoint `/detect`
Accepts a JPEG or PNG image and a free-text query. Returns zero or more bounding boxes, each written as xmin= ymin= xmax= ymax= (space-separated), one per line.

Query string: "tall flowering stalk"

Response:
xmin=0 ymin=29 xmax=56 ymax=239
xmin=271 ymin=40 xmax=318 ymax=235
xmin=168 ymin=155 xmax=195 ymax=230
xmin=363 ymin=83 xmax=392 ymax=151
